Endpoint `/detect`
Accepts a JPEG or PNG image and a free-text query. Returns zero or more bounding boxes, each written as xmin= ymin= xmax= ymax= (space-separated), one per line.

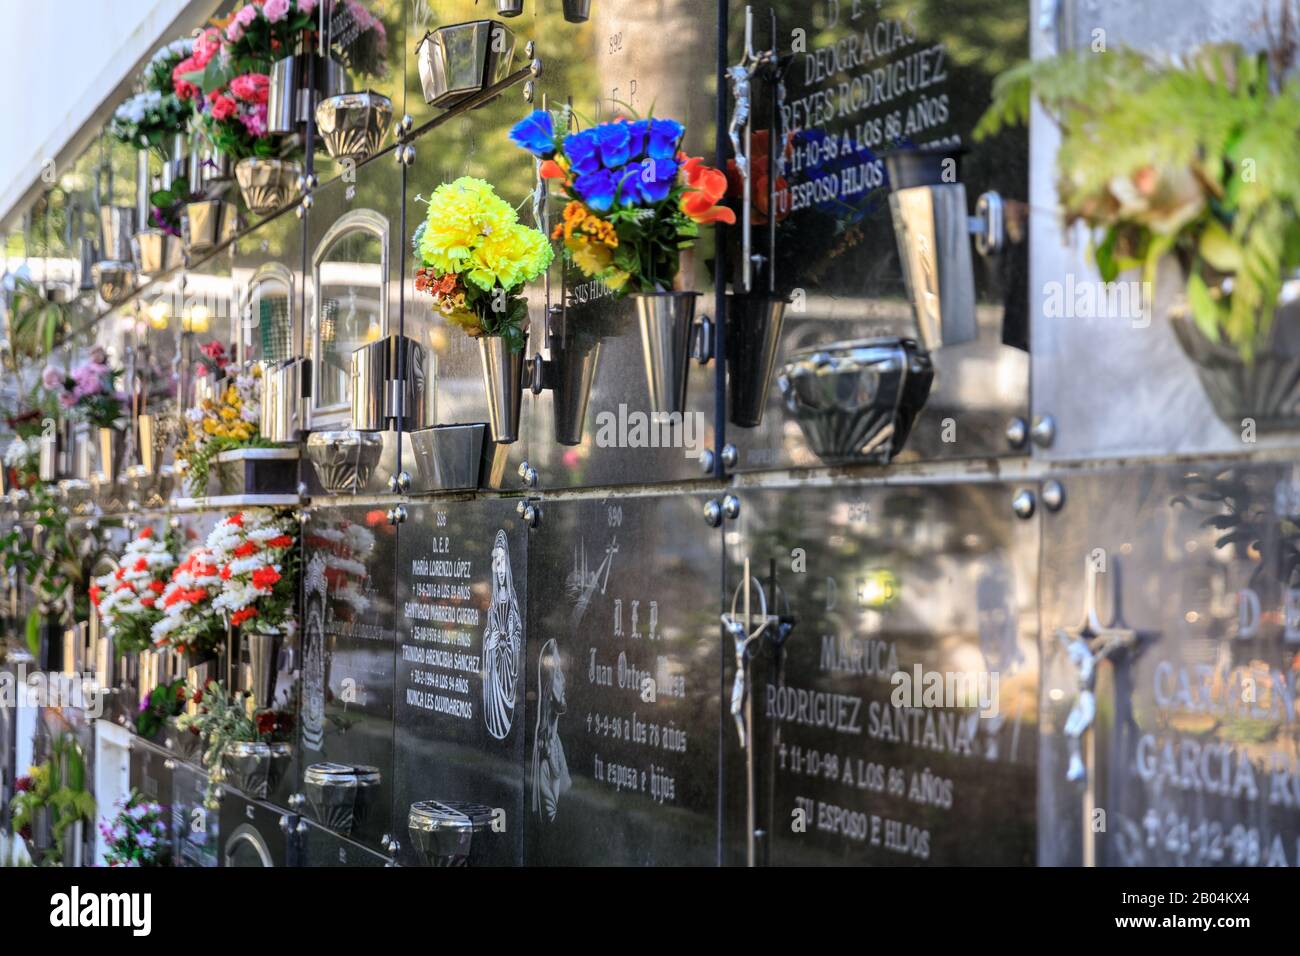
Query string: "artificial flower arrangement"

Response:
xmin=40 ymin=348 xmax=125 ymax=429
xmin=411 ymin=176 xmax=553 ymax=353
xmin=976 ymin=43 xmax=1300 ymax=360
xmin=0 ymin=482 xmax=107 ymax=654
xmin=100 ymin=792 xmax=170 ymax=867
xmin=11 ymin=735 xmax=95 ymax=866
xmin=136 ymin=678 xmax=187 ymax=739
xmin=179 ymin=356 xmax=268 ymax=494
xmin=205 ymin=509 xmax=299 ymax=637
xmin=176 ymin=26 xmax=277 ymax=161
xmin=219 ymin=0 xmax=387 ymax=77
xmin=110 ymin=38 xmax=195 ymax=156
xmin=89 ymin=527 xmax=178 ymax=656
xmin=177 ymin=680 xmax=294 ymax=809
xmin=302 ymin=518 xmax=375 ymax=621
xmin=3 ymin=433 xmax=41 ymax=490
xmin=509 ymin=108 xmax=733 ymax=293
xmin=150 ymin=544 xmax=226 ymax=659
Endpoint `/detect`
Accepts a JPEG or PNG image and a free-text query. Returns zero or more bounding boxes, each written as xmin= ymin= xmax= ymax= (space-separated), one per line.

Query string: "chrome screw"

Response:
xmin=1005 ymin=417 xmax=1028 ymax=449
xmin=1042 ymin=480 xmax=1066 ymax=512
xmin=1011 ymin=489 xmax=1036 ymax=519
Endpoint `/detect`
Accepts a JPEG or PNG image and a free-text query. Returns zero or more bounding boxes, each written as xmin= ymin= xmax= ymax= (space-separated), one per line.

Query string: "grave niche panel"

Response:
xmin=1040 ymin=462 xmax=1300 ymax=867
xmin=299 ymin=505 xmax=398 ymax=851
xmin=524 ymin=495 xmax=722 ymax=866
xmin=392 ymin=499 xmax=528 ymax=866
xmin=731 ymin=482 xmax=1039 ymax=865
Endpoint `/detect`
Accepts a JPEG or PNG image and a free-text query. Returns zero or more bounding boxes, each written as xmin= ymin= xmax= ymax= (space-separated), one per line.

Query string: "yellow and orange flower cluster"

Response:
xmin=552 ymin=201 xmax=630 ymax=289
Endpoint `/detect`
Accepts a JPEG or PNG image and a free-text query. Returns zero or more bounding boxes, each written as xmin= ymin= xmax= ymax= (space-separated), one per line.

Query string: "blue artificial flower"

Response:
xmin=621 ymin=157 xmax=679 ymax=205
xmin=646 ymin=118 xmax=685 ymax=161
xmin=563 ymin=129 xmax=602 ymax=176
xmin=593 ymin=122 xmax=631 ymax=168
xmin=509 ymin=110 xmax=556 ymax=157
xmin=573 ymin=168 xmax=619 ymax=212
xmin=626 ymin=120 xmax=650 ymax=160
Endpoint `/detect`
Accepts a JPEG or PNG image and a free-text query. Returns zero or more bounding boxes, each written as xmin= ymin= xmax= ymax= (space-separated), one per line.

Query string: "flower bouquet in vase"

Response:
xmin=100 ymin=792 xmax=171 ymax=866
xmin=90 ymin=526 xmax=177 ymax=659
xmin=179 ymin=346 xmax=271 ymax=496
xmin=177 ymin=25 xmax=300 ymax=217
xmin=510 ymin=108 xmax=733 ymax=414
xmin=177 ymin=680 xmax=293 ymax=808
xmin=206 ymin=510 xmax=298 ymax=715
xmin=411 ymin=176 xmax=553 ymax=443
xmin=41 ymin=349 xmax=127 ymax=484
xmin=151 ymin=544 xmax=227 ymax=665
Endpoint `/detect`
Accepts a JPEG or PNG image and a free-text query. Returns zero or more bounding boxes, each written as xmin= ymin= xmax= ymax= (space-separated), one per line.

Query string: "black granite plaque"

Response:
xmin=1040 ymin=463 xmax=1300 ymax=867
xmin=524 ymin=495 xmax=722 ymax=865
xmin=392 ymin=498 xmax=527 ymax=866
xmin=299 ymin=506 xmax=398 ymax=850
xmin=731 ymin=482 xmax=1038 ymax=865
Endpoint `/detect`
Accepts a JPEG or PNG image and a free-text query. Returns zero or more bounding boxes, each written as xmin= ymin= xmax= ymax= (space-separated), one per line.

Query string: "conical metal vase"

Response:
xmin=478 ymin=334 xmax=526 ymax=444
xmin=727 ymin=293 xmax=788 ymax=428
xmin=550 ymin=336 xmax=602 ymax=446
xmin=634 ymin=291 xmax=699 ymax=416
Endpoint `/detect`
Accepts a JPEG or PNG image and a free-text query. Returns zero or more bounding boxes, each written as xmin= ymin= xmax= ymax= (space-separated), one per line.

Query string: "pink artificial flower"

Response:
xmin=300 ymin=0 xmax=318 ymax=12
xmin=59 ymin=391 xmax=77 ymax=409
xmin=235 ymin=3 xmax=260 ymax=27
xmin=209 ymin=93 xmax=237 ymax=121
xmin=240 ymin=104 xmax=268 ymax=138
xmin=172 ymin=59 xmax=198 ymax=100
xmin=226 ymin=21 xmax=245 ymax=43
xmin=230 ymin=73 xmax=269 ymax=105
xmin=262 ymin=0 xmax=291 ymax=23
xmin=41 ymin=365 xmax=63 ymax=389
xmin=194 ymin=26 xmax=222 ymax=62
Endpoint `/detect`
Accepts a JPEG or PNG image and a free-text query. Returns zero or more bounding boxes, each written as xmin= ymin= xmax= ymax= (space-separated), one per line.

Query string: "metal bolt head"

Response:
xmin=530 ymin=58 xmax=543 ymax=78
xmin=1005 ymin=417 xmax=1028 ymax=449
xmin=398 ymin=114 xmax=413 ymax=135
xmin=294 ymin=205 xmax=305 ymax=219
xmin=518 ymin=461 xmax=538 ymax=487
xmin=1031 ymin=414 xmax=1056 ymax=448
xmin=698 ymin=449 xmax=716 ymax=474
xmin=1042 ymin=480 xmax=1066 ymax=512
xmin=720 ymin=443 xmax=739 ymax=470
xmin=703 ymin=499 xmax=723 ymax=527
xmin=301 ymin=193 xmax=314 ymax=210
xmin=722 ymin=494 xmax=741 ymax=520
xmin=524 ymin=40 xmax=535 ymax=58
xmin=523 ymin=80 xmax=535 ymax=103
xmin=1011 ymin=489 xmax=1036 ymax=519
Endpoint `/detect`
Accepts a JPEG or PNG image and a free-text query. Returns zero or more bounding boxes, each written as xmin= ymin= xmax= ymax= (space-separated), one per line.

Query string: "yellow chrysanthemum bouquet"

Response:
xmin=411 ymin=176 xmax=553 ymax=353
xmin=179 ymin=361 xmax=268 ymax=493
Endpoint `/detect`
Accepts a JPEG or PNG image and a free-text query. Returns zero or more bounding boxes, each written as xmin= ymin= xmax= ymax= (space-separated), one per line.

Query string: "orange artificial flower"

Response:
xmin=680 ymin=155 xmax=736 ymax=225
xmin=539 ymin=159 xmax=568 ymax=181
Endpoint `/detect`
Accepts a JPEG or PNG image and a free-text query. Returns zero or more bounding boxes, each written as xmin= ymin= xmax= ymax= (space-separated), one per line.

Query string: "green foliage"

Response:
xmin=185 ymin=433 xmax=273 ymax=497
xmin=5 ymin=278 xmax=70 ymax=366
xmin=11 ymin=735 xmax=95 ymax=866
xmin=136 ymin=680 xmax=187 ymax=739
xmin=1 ymin=482 xmax=107 ymax=628
xmin=977 ymin=45 xmax=1300 ymax=359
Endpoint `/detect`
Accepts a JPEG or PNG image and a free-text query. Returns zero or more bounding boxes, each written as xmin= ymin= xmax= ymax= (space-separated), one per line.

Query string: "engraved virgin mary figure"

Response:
xmin=482 ymin=530 xmax=521 ymax=740
xmin=531 ymin=639 xmax=570 ymax=822
xmin=302 ymin=553 xmax=328 ymax=752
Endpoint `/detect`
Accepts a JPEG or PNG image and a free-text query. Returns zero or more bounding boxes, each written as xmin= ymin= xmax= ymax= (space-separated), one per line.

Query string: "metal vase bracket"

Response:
xmin=183 ymin=199 xmax=236 ymax=255
xmin=220 ymin=741 xmax=291 ymax=799
xmin=563 ymin=0 xmax=591 ymax=22
xmin=634 ymin=291 xmax=708 ymax=416
xmin=778 ymin=337 xmax=934 ymax=464
xmin=416 ymin=20 xmax=517 ymax=108
xmin=131 ymin=229 xmax=181 ymax=278
xmin=478 ymin=334 xmax=526 ymax=443
xmin=883 ymin=148 xmax=1004 ymax=350
xmin=726 ymin=293 xmax=788 ymax=428
xmin=548 ymin=334 xmax=602 ymax=446
xmin=315 ymin=90 xmax=393 ymax=164
xmin=95 ymin=427 xmax=125 ymax=485
xmin=1168 ymin=267 xmax=1300 ymax=430
xmin=235 ymin=158 xmax=303 ymax=217
xmin=267 ymin=43 xmax=349 ymax=135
